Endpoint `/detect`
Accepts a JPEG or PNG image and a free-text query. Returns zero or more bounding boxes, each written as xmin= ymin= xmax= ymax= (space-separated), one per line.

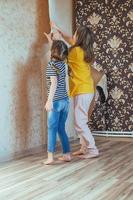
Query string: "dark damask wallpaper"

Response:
xmin=74 ymin=0 xmax=133 ymax=131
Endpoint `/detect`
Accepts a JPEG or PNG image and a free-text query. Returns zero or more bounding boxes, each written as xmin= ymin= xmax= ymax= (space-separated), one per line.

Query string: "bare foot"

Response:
xmin=58 ymin=154 xmax=72 ymax=162
xmin=42 ymin=159 xmax=54 ymax=165
xmin=78 ymin=153 xmax=99 ymax=159
xmin=72 ymin=150 xmax=84 ymax=156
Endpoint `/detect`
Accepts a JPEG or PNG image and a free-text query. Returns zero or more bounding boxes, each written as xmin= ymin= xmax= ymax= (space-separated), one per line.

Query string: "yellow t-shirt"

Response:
xmin=68 ymin=46 xmax=94 ymax=97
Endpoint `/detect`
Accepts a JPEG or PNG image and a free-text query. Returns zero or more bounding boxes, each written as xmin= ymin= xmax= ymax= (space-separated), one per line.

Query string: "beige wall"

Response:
xmin=0 ymin=0 xmax=50 ymax=162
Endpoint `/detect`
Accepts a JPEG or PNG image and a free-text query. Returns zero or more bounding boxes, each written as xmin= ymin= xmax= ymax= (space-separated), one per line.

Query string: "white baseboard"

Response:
xmin=92 ymin=131 xmax=133 ymax=138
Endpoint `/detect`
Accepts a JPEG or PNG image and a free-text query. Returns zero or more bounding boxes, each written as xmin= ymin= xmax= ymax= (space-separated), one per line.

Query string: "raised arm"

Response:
xmin=43 ymin=32 xmax=53 ymax=50
xmin=50 ymin=21 xmax=75 ymax=45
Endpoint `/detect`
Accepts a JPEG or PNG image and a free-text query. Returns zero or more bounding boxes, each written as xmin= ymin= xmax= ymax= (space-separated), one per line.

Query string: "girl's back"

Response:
xmin=68 ymin=46 xmax=94 ymax=97
xmin=46 ymin=60 xmax=68 ymax=101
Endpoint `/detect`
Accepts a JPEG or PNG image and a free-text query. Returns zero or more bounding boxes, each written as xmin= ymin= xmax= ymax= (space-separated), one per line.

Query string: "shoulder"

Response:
xmin=47 ymin=61 xmax=53 ymax=68
xmin=46 ymin=61 xmax=57 ymax=76
xmin=69 ymin=46 xmax=83 ymax=56
xmin=68 ymin=47 xmax=77 ymax=58
xmin=75 ymin=46 xmax=84 ymax=54
xmin=52 ymin=61 xmax=66 ymax=70
xmin=68 ymin=46 xmax=84 ymax=61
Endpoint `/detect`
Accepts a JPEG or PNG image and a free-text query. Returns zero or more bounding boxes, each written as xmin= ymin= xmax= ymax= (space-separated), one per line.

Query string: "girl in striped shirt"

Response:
xmin=44 ymin=40 xmax=71 ymax=165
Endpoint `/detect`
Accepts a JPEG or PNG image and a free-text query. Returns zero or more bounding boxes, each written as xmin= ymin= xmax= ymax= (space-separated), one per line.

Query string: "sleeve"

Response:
xmin=46 ymin=62 xmax=57 ymax=77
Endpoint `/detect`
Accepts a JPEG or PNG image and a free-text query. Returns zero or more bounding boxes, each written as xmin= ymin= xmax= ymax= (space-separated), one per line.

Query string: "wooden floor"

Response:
xmin=0 ymin=137 xmax=133 ymax=200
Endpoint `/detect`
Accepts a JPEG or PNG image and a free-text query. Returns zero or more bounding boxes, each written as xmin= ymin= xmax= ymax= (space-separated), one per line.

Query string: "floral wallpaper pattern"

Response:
xmin=74 ymin=0 xmax=133 ymax=131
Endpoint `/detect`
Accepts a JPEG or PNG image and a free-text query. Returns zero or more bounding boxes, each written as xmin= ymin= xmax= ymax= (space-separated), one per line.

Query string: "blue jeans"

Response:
xmin=47 ymin=98 xmax=70 ymax=153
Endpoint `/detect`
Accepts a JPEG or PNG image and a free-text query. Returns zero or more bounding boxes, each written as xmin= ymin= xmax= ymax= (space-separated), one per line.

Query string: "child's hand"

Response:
xmin=45 ymin=100 xmax=53 ymax=111
xmin=44 ymin=32 xmax=52 ymax=43
xmin=52 ymin=31 xmax=62 ymax=40
xmin=50 ymin=21 xmax=58 ymax=29
xmin=50 ymin=21 xmax=62 ymax=34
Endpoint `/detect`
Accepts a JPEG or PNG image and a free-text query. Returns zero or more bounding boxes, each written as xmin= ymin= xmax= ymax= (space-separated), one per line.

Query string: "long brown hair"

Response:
xmin=71 ymin=26 xmax=95 ymax=63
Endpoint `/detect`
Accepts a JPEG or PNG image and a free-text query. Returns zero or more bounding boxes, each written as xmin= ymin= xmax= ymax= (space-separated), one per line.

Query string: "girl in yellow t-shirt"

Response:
xmin=50 ymin=22 xmax=99 ymax=159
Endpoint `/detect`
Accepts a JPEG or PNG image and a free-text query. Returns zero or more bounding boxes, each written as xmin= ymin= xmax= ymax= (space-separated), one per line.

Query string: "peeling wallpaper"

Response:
xmin=0 ymin=0 xmax=50 ymax=161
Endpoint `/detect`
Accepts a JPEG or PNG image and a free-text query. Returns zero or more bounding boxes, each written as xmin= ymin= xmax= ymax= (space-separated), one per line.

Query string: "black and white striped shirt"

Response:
xmin=46 ymin=60 xmax=68 ymax=101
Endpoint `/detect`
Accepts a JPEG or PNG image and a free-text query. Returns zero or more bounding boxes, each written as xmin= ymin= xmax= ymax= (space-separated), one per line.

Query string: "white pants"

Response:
xmin=74 ymin=94 xmax=99 ymax=154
